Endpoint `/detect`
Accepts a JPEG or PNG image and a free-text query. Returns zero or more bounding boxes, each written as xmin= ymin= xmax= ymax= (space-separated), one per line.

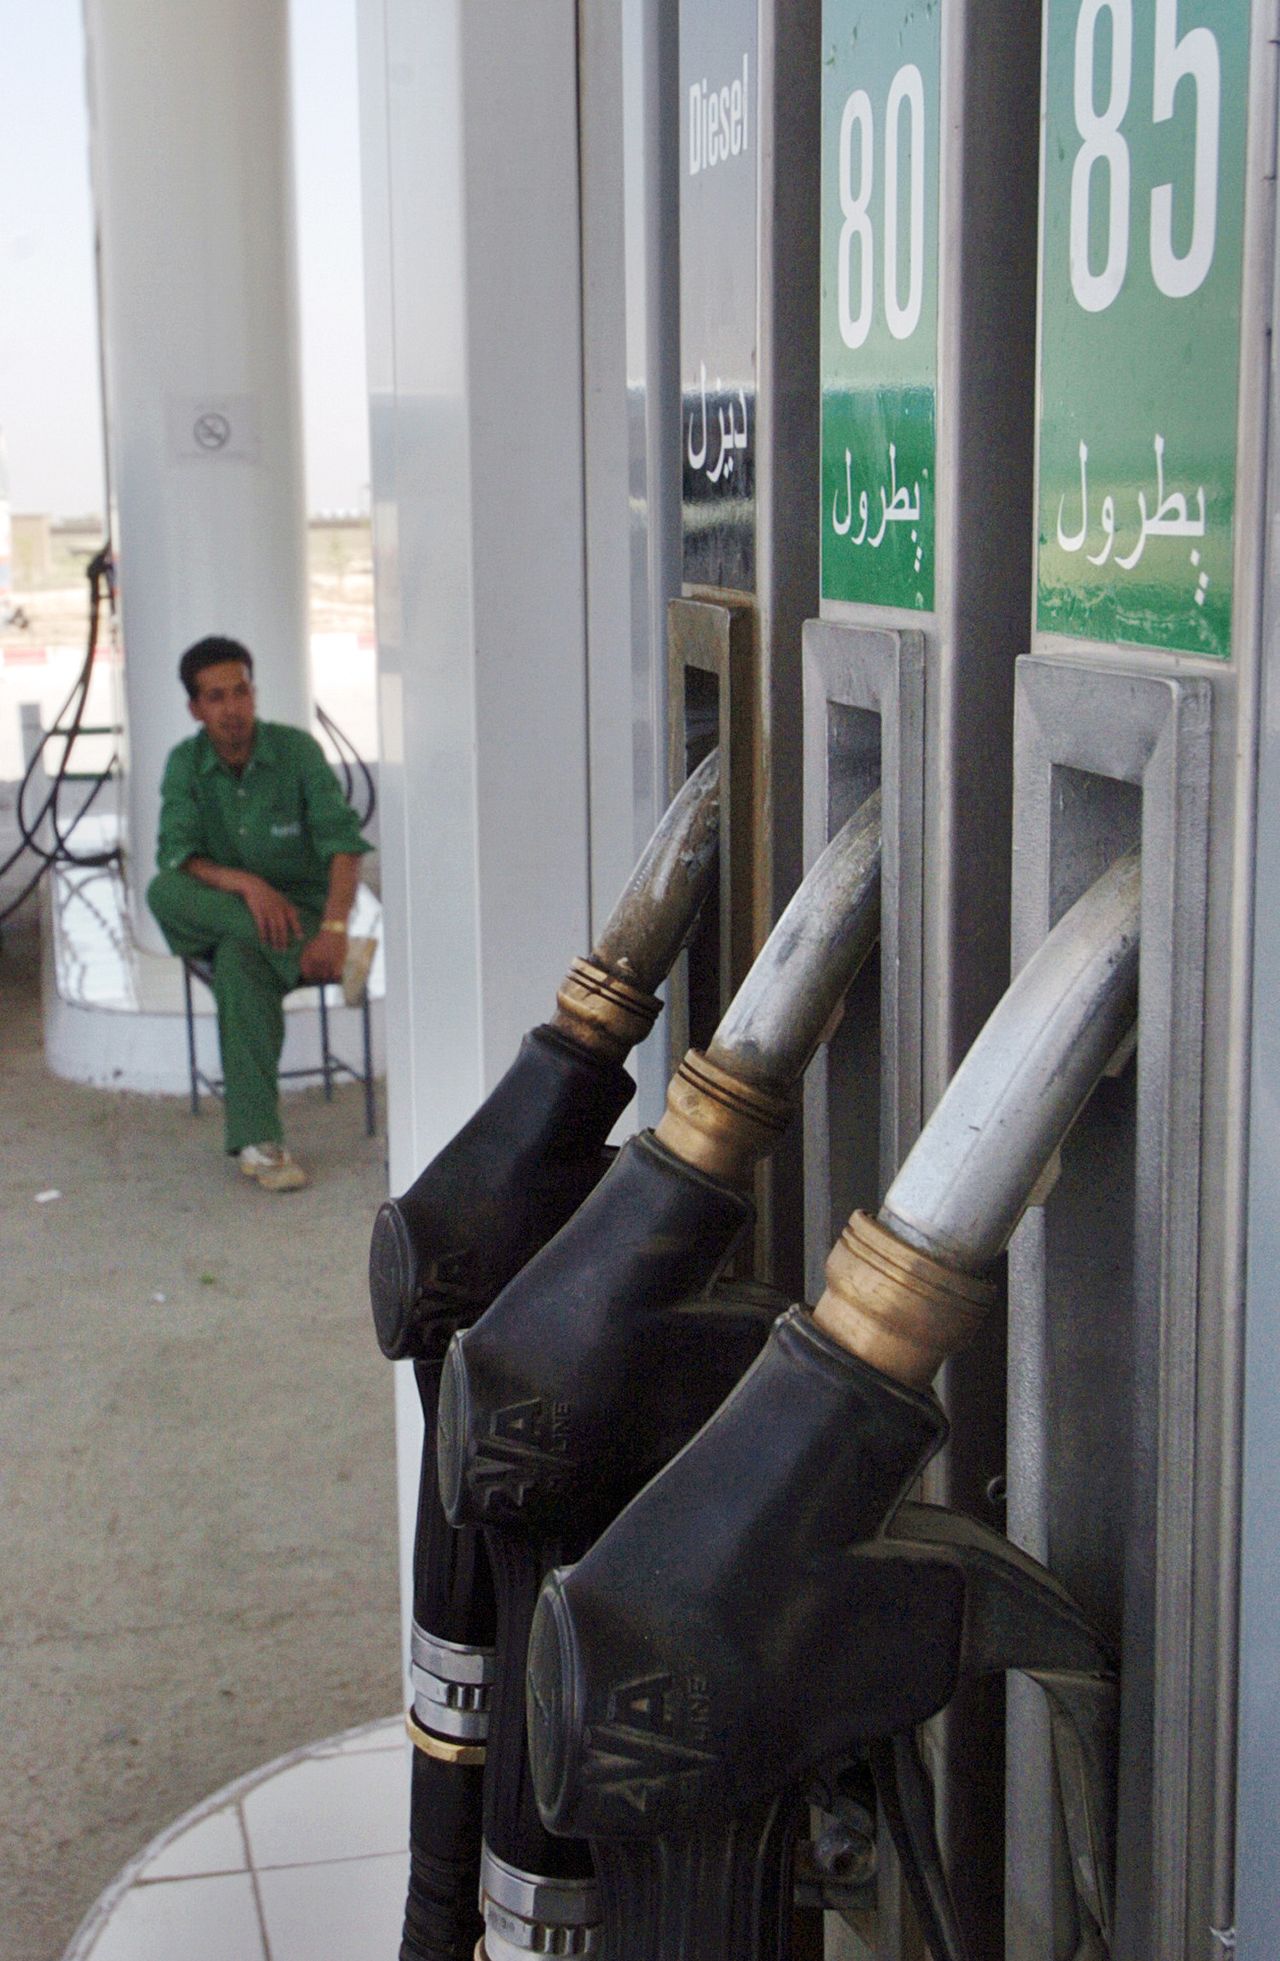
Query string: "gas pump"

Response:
xmin=362 ymin=0 xmax=1275 ymax=1952
xmin=368 ymin=755 xmax=721 ymax=1961
xmin=536 ymin=1 xmax=1263 ymax=1952
xmin=525 ymin=853 xmax=1138 ymax=1961
xmin=671 ymin=0 xmax=820 ymax=1289
xmin=1004 ymin=7 xmax=1267 ymax=1957
xmin=804 ymin=2 xmax=1046 ymax=1942
xmin=438 ymin=792 xmax=882 ymax=1961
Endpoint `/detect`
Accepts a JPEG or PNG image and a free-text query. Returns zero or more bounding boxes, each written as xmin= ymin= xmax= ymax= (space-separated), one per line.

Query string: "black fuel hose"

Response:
xmin=0 ymin=546 xmax=119 ymax=927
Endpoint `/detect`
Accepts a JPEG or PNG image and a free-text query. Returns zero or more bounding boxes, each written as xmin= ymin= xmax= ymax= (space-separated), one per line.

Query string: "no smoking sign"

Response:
xmin=167 ymin=395 xmax=260 ymax=463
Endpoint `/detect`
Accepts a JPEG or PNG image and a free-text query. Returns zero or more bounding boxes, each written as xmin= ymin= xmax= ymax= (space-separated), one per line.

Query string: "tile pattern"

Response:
xmin=62 ymin=1718 xmax=410 ymax=1961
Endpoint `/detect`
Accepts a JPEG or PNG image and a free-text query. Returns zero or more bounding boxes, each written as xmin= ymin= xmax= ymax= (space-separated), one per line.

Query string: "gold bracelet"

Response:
xmin=320 ymin=919 xmax=348 ymax=934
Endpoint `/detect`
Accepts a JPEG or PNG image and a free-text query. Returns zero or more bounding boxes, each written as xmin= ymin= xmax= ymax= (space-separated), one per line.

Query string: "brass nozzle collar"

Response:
xmin=655 ymin=1049 xmax=792 ymax=1187
xmin=813 ymin=1210 xmax=994 ymax=1389
xmin=553 ymin=957 xmax=661 ymax=1062
xmin=405 ymin=1708 xmax=486 ymax=1766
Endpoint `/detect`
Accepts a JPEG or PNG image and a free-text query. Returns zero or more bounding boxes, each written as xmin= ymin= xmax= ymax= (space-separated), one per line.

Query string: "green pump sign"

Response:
xmin=1038 ymin=0 xmax=1250 ymax=659
xmin=820 ymin=1 xmax=941 ymax=611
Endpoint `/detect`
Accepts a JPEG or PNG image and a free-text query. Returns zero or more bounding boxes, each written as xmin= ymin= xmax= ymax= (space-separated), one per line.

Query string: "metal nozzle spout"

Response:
xmin=655 ymin=790 xmax=882 ymax=1184
xmin=816 ymin=851 xmax=1141 ymax=1384
xmin=553 ymin=749 xmax=721 ymax=1060
xmin=882 ymin=850 xmax=1140 ymax=1272
xmin=588 ymin=746 xmax=722 ymax=995
xmin=708 ymin=787 xmax=882 ymax=1090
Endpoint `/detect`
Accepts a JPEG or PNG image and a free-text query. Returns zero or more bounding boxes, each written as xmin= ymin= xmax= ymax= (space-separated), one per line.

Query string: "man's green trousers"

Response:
xmin=147 ymin=871 xmax=319 ymax=1154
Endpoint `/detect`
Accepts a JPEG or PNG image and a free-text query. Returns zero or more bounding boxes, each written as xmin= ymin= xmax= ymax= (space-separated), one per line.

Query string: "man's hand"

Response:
xmin=239 ymin=874 xmax=303 ymax=951
xmin=299 ymin=929 xmax=346 ymax=984
xmin=182 ymin=859 xmax=304 ymax=949
xmin=298 ymin=851 xmax=361 ymax=984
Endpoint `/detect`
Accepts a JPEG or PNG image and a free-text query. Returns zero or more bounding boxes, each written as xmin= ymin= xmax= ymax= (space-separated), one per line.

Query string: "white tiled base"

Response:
xmin=63 ymin=1718 xmax=410 ymax=1961
xmin=39 ymin=813 xmax=386 ymax=1095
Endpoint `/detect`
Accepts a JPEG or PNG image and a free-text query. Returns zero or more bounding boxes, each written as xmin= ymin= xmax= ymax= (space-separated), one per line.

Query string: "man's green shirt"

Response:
xmin=156 ymin=721 xmax=371 ymax=915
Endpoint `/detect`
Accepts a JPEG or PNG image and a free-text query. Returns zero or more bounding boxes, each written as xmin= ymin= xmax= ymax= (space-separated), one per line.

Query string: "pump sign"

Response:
xmin=1037 ymin=0 xmax=1249 ymax=659
xmin=680 ymin=0 xmax=758 ymax=593
xmin=820 ymin=0 xmax=941 ymax=612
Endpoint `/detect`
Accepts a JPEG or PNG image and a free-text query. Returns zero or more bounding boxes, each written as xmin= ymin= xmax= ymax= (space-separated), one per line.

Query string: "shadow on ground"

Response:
xmin=0 ymin=894 xmax=401 ymax=1961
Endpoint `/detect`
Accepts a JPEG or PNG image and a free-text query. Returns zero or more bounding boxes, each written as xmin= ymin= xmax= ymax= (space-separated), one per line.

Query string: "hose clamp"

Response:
xmin=553 ymin=957 xmax=661 ymax=1062
xmin=814 ymin=1210 xmax=995 ymax=1388
xmin=409 ymin=1623 xmax=495 ymax=1744
xmin=478 ymin=1845 xmax=601 ymax=1961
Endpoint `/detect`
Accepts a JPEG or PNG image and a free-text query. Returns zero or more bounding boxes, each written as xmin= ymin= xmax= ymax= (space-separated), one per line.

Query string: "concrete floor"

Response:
xmin=0 ymin=871 xmax=402 ymax=1960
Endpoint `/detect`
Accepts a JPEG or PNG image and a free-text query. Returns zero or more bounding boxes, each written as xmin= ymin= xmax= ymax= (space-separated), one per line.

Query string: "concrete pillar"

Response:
xmin=84 ymin=0 xmax=310 ymax=948
xmin=0 ymin=427 xmax=11 ymax=605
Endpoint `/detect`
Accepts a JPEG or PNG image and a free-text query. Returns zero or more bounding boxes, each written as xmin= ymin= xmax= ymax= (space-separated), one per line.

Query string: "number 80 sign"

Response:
xmin=820 ymin=0 xmax=941 ymax=611
xmin=1038 ymin=0 xmax=1250 ymax=659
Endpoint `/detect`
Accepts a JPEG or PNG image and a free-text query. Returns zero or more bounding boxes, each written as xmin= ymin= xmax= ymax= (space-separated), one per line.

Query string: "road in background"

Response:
xmin=0 ymin=519 xmax=377 ymax=778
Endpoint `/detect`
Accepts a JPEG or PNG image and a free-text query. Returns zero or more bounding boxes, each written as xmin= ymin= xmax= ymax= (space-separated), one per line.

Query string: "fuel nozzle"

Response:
xmin=369 ymin=748 xmax=720 ymax=1363
xmin=437 ymin=791 xmax=883 ymax=1961
xmin=657 ymin=785 xmax=882 ymax=1188
xmin=376 ymin=757 xmax=723 ymax=1961
xmin=527 ymin=852 xmax=1140 ymax=1961
xmin=815 ymin=849 xmax=1141 ymax=1387
xmin=438 ymin=789 xmax=884 ymax=1544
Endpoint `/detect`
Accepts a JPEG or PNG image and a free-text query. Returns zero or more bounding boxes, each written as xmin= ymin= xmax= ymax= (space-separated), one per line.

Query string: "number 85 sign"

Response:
xmin=1038 ymin=0 xmax=1250 ymax=659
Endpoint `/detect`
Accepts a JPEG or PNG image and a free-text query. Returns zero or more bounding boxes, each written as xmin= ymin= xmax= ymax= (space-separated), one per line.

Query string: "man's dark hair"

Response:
xmin=179 ymin=636 xmax=255 ymax=700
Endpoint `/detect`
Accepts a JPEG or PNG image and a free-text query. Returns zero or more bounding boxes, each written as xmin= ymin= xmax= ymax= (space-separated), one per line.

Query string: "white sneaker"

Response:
xmin=238 ymin=1142 xmax=309 ymax=1192
xmin=341 ymin=934 xmax=378 ymax=1008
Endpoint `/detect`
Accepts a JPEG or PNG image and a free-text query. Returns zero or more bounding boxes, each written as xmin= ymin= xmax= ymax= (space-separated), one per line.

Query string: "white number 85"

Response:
xmin=1070 ymin=0 xmax=1221 ymax=313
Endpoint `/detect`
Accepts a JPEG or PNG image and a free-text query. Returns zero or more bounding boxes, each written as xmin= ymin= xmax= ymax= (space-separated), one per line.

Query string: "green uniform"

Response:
xmin=147 ymin=721 xmax=370 ymax=1153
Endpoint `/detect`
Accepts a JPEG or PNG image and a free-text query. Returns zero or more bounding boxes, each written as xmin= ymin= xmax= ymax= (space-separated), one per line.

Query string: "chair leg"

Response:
xmin=361 ymin=988 xmax=375 ymax=1136
xmin=318 ymin=984 xmax=334 ymax=1101
xmin=183 ymin=962 xmax=200 ymax=1116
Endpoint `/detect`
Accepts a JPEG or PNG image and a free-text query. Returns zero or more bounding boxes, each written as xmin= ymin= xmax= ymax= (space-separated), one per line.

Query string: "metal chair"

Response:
xmin=181 ymin=956 xmax=376 ymax=1137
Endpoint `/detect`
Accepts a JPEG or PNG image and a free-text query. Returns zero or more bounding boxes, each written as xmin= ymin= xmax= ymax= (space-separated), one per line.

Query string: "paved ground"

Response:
xmin=0 ymin=854 xmax=401 ymax=1960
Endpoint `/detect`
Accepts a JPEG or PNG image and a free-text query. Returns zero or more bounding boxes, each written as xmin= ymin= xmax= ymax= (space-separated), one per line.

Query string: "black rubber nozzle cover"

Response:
xmin=527 ymin=1307 xmax=949 ymax=1839
xmin=411 ymin=1359 xmax=497 ymax=1650
xmin=462 ymin=1280 xmax=785 ymax=1889
xmin=529 ymin=1306 xmax=1113 ymax=1850
xmin=382 ymin=1026 xmax=630 ymax=1955
xmin=437 ymin=1127 xmax=755 ymax=1536
xmin=370 ymin=1025 xmax=635 ymax=1360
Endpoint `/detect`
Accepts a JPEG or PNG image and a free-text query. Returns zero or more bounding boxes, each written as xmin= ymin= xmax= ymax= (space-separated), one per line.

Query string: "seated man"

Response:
xmin=148 ymin=635 xmax=374 ymax=1191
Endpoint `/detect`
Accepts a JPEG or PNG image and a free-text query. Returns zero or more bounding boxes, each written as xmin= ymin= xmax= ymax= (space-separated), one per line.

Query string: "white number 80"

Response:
xmin=838 ymin=64 xmax=926 ymax=350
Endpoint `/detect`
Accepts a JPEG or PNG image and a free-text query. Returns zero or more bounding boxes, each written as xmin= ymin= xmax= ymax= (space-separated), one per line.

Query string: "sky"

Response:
xmin=0 ymin=0 xmax=371 ymax=518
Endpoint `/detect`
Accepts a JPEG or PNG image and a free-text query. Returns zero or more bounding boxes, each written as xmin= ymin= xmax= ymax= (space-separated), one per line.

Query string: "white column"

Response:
xmin=357 ymin=0 xmax=593 ymax=1647
xmin=0 ymin=427 xmax=11 ymax=604
xmin=84 ymin=0 xmax=310 ymax=948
